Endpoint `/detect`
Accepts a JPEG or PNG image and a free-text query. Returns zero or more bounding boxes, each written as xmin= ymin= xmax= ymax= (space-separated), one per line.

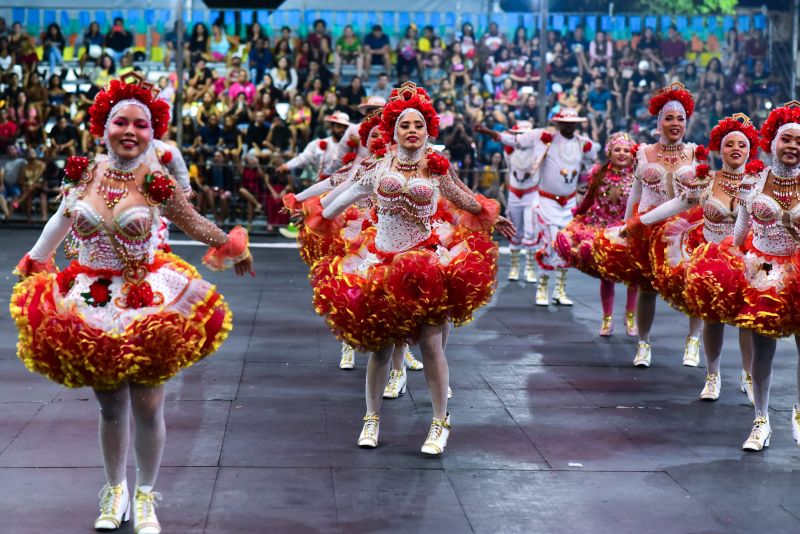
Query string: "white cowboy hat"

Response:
xmin=550 ymin=108 xmax=587 ymax=123
xmin=508 ymin=120 xmax=533 ymax=133
xmin=324 ymin=111 xmax=352 ymax=126
xmin=357 ymin=96 xmax=387 ymax=114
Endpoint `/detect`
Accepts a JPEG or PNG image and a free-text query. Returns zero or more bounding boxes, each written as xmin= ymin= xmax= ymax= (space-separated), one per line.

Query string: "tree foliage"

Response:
xmin=635 ymin=0 xmax=738 ymax=14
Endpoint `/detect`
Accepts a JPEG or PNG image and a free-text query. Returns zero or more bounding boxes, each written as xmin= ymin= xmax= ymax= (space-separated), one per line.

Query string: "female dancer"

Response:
xmin=306 ymin=82 xmax=513 ymax=454
xmin=285 ymin=110 xmax=424 ymax=378
xmin=658 ymin=114 xmax=760 ymax=401
xmin=593 ymin=83 xmax=704 ymax=368
xmin=689 ymin=102 xmax=800 ymax=450
xmin=556 ymin=132 xmax=638 ymax=336
xmin=11 ymin=73 xmax=253 ymax=533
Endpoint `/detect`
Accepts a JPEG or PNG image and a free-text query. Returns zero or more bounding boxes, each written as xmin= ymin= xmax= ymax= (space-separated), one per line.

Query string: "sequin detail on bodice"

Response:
xmin=639 ymin=162 xmax=698 ymax=212
xmin=374 ymin=171 xmax=440 ymax=253
xmin=702 ymin=196 xmax=737 ymax=244
xmin=748 ymin=193 xmax=800 ymax=257
xmin=71 ymin=201 xmax=158 ymax=270
xmin=582 ymin=170 xmax=634 ymax=226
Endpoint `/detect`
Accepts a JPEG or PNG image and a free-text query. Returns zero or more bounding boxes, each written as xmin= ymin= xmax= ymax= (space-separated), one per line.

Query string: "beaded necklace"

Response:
xmin=770 ymin=172 xmax=800 ymax=210
xmin=97 ymin=167 xmax=136 ymax=209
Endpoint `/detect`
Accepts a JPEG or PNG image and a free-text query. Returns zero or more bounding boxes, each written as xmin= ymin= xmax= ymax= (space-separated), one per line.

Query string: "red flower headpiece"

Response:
xmin=708 ymin=114 xmax=760 ymax=160
xmin=89 ymin=72 xmax=171 ymax=139
xmin=381 ymin=82 xmax=439 ymax=144
xmin=648 ymin=82 xmax=695 ymax=119
xmin=358 ymin=110 xmax=384 ymax=147
xmin=759 ymin=101 xmax=800 ymax=153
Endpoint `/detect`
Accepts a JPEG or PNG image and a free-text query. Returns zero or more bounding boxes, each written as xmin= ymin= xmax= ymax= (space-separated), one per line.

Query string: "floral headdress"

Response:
xmin=604 ymin=131 xmax=634 ymax=157
xmin=88 ymin=71 xmax=171 ymax=139
xmin=380 ymin=81 xmax=439 ymax=145
xmin=709 ymin=113 xmax=760 ymax=160
xmin=759 ymin=101 xmax=800 ymax=154
xmin=648 ymin=82 xmax=695 ymax=119
xmin=358 ymin=110 xmax=384 ymax=147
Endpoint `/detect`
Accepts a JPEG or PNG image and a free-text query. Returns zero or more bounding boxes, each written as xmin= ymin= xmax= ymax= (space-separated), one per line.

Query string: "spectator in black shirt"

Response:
xmin=265 ymin=116 xmax=294 ymax=157
xmin=186 ymin=58 xmax=213 ymax=102
xmin=199 ymin=114 xmax=224 ymax=161
xmin=625 ymin=60 xmax=659 ymax=118
xmin=245 ymin=110 xmax=271 ymax=161
xmin=339 ymin=76 xmax=367 ymax=119
xmin=46 ymin=116 xmax=78 ymax=158
xmin=636 ymin=27 xmax=663 ymax=70
xmin=104 ymin=17 xmax=132 ymax=64
xmin=363 ymin=25 xmax=392 ymax=76
xmin=249 ymin=38 xmax=274 ymax=86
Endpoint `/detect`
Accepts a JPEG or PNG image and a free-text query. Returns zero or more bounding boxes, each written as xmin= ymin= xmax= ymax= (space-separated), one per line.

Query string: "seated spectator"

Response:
xmin=636 ymin=27 xmax=663 ymax=70
xmin=43 ymin=23 xmax=65 ymax=78
xmin=306 ymin=77 xmax=327 ymax=114
xmin=307 ymin=19 xmax=331 ymax=65
xmin=459 ymin=22 xmax=478 ymax=63
xmin=226 ymin=91 xmax=251 ymax=128
xmin=187 ymin=23 xmax=211 ymax=64
xmin=0 ymin=37 xmax=15 ymax=75
xmin=16 ymin=31 xmax=38 ymax=73
xmin=249 ymin=38 xmax=274 ymax=85
xmin=0 ymin=108 xmax=18 ymax=154
xmin=589 ymin=30 xmax=613 ymax=71
xmin=287 ymin=93 xmax=313 ymax=148
xmin=463 ymin=82 xmax=485 ymax=122
xmin=495 ymin=78 xmax=519 ymax=107
xmin=162 ymin=22 xmax=187 ymax=69
xmin=274 ymin=38 xmax=293 ymax=64
xmin=369 ymin=72 xmax=392 ymax=101
xmin=238 ymin=154 xmax=265 ymax=230
xmin=423 ymin=55 xmax=448 ymax=96
xmin=220 ymin=114 xmax=243 ymax=163
xmin=363 ymin=25 xmax=391 ymax=78
xmin=722 ymin=28 xmax=742 ymax=74
xmin=181 ymin=116 xmax=201 ymax=162
xmin=479 ymin=22 xmax=507 ymax=66
xmin=104 ymin=17 xmax=133 ymax=65
xmin=483 ymin=46 xmax=513 ymax=94
xmin=13 ymin=147 xmax=47 ymax=222
xmin=228 ymin=69 xmax=257 ymax=106
xmin=254 ymin=91 xmax=278 ymax=123
xmin=745 ymin=28 xmax=768 ymax=68
xmin=245 ymin=110 xmax=271 ymax=161
xmin=264 ymin=164 xmax=291 ymax=231
xmin=303 ymin=59 xmax=332 ymax=91
xmin=47 ymin=116 xmax=79 ymax=159
xmin=660 ymin=25 xmax=687 ymax=69
xmin=209 ymin=23 xmax=232 ymax=63
xmin=625 ymin=60 xmax=659 ymax=118
xmin=476 ymin=152 xmax=504 ymax=201
xmin=265 ymin=115 xmax=294 ymax=157
xmin=199 ymin=113 xmax=224 ymax=161
xmin=449 ymin=53 xmax=471 ymax=90
xmin=397 ymin=26 xmax=421 ymax=79
xmin=339 ymin=76 xmax=367 ymax=118
xmin=295 ymin=41 xmax=313 ymax=83
xmin=587 ymin=77 xmax=613 ymax=139
xmin=565 ymin=25 xmax=590 ymax=75
xmin=202 ymin=150 xmax=233 ymax=223
xmin=510 ymin=26 xmax=530 ymax=58
xmin=333 ymin=25 xmax=364 ymax=81
xmin=270 ymin=56 xmax=299 ymax=102
xmin=186 ymin=58 xmax=213 ymax=102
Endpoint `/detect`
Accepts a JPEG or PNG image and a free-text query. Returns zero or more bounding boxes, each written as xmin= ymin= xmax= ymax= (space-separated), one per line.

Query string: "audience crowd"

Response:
xmin=0 ymin=14 xmax=782 ymax=228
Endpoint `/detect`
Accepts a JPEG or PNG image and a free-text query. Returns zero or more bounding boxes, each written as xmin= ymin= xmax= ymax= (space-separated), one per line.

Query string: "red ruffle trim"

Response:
xmin=283 ymin=192 xmax=301 ymax=211
xmin=457 ymin=195 xmax=500 ymax=233
xmin=14 ymin=254 xmax=57 ymax=278
xmin=303 ymin=196 xmax=345 ymax=237
xmin=555 ymin=217 xmax=602 ymax=279
xmin=592 ymin=223 xmax=655 ymax=291
xmin=202 ymin=226 xmax=251 ymax=271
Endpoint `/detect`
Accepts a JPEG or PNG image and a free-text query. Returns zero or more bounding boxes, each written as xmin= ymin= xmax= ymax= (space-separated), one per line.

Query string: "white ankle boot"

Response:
xmin=404 ymin=347 xmax=423 ymax=370
xmin=508 ymin=249 xmax=521 ymax=281
xmin=633 ymin=341 xmax=652 ymax=368
xmin=421 ymin=413 xmax=451 ymax=455
xmin=383 ymin=369 xmax=407 ymax=399
xmin=358 ymin=414 xmax=380 ymax=448
xmin=742 ymin=416 xmax=771 ymax=452
xmin=552 ymin=269 xmax=573 ymax=306
xmin=700 ymin=373 xmax=721 ymax=401
xmin=132 ymin=487 xmax=162 ymax=534
xmin=682 ymin=336 xmax=701 ymax=367
xmin=94 ymin=482 xmax=130 ymax=530
xmin=535 ymin=275 xmax=550 ymax=306
xmin=339 ymin=343 xmax=355 ymax=370
xmin=740 ymin=369 xmax=754 ymax=404
xmin=524 ymin=252 xmax=537 ymax=283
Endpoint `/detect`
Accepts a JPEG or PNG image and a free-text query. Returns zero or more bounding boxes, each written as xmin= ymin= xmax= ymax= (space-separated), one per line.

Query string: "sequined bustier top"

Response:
xmin=748 ymin=194 xmax=800 ymax=257
xmin=582 ymin=170 xmax=634 ymax=226
xmin=71 ymin=200 xmax=158 ymax=270
xmin=702 ymin=196 xmax=737 ymax=244
xmin=374 ymin=172 xmax=439 ymax=252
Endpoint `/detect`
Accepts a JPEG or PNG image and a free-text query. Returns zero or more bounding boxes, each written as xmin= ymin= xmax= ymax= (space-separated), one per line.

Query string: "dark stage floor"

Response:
xmin=1 ymin=229 xmax=799 ymax=533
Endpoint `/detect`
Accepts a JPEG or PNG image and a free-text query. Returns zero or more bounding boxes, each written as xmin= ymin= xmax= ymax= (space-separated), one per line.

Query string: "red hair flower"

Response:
xmin=159 ymin=150 xmax=173 ymax=166
xmin=125 ymin=282 xmax=155 ymax=309
xmin=648 ymin=82 xmax=695 ymax=119
xmin=583 ymin=141 xmax=593 ymax=153
xmin=541 ymin=132 xmax=553 ymax=144
xmin=504 ymin=145 xmax=515 ymax=155
xmin=359 ymin=110 xmax=383 ymax=147
xmin=64 ymin=156 xmax=89 ymax=183
xmin=426 ymin=151 xmax=450 ymax=175
xmin=144 ymin=172 xmax=175 ymax=205
xmin=759 ymin=103 xmax=800 ymax=153
xmin=695 ymin=145 xmax=709 ymax=161
xmin=89 ymin=73 xmax=171 ymax=139
xmin=695 ymin=164 xmax=710 ymax=179
xmin=82 ymin=278 xmax=112 ymax=307
xmin=745 ymin=159 xmax=765 ymax=174
xmin=342 ymin=152 xmax=357 ymax=165
xmin=708 ymin=114 xmax=760 ymax=160
xmin=381 ymin=82 xmax=439 ymax=145
xmin=371 ymin=138 xmax=387 ymax=158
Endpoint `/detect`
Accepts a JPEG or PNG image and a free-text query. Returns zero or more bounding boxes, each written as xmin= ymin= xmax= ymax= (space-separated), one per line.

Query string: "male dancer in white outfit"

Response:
xmin=480 ymin=108 xmax=597 ymax=305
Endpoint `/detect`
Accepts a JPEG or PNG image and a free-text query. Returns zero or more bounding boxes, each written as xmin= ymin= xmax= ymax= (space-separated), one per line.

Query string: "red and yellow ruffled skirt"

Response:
xmin=648 ymin=206 xmax=704 ymax=313
xmin=683 ymin=235 xmax=800 ymax=337
xmin=591 ymin=220 xmax=656 ymax=292
xmin=297 ymin=203 xmax=365 ymax=266
xmin=310 ymin=222 xmax=499 ymax=352
xmin=10 ymin=252 xmax=232 ymax=390
xmin=554 ymin=217 xmax=603 ymax=279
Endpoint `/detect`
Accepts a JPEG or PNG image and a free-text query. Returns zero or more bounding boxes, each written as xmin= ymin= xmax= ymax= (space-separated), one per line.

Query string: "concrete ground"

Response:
xmin=1 ymin=229 xmax=799 ymax=534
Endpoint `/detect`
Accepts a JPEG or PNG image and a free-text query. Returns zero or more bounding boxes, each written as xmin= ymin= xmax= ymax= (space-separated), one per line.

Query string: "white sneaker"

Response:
xmin=339 ymin=343 xmax=355 ymax=370
xmin=383 ymin=369 xmax=407 ymax=399
xmin=700 ymin=373 xmax=721 ymax=401
xmin=357 ymin=414 xmax=380 ymax=448
xmin=421 ymin=413 xmax=451 ymax=455
xmin=793 ymin=405 xmax=800 ymax=448
xmin=94 ymin=482 xmax=130 ymax=530
xmin=404 ymin=347 xmax=424 ymax=370
xmin=633 ymin=342 xmax=652 ymax=368
xmin=682 ymin=336 xmax=701 ymax=367
xmin=740 ymin=369 xmax=754 ymax=404
xmin=132 ymin=487 xmax=162 ymax=534
xmin=742 ymin=416 xmax=771 ymax=452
